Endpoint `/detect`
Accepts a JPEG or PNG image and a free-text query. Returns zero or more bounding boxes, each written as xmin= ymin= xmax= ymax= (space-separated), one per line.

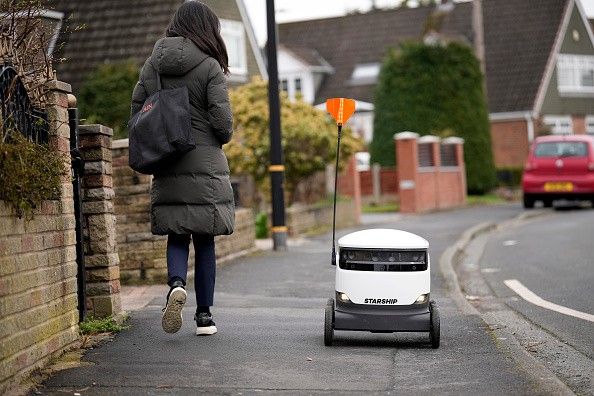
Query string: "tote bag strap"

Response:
xmin=149 ymin=60 xmax=162 ymax=91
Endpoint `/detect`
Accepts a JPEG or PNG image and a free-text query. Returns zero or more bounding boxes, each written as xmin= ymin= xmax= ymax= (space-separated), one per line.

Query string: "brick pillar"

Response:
xmin=443 ymin=137 xmax=467 ymax=206
xmin=454 ymin=137 xmax=467 ymax=205
xmin=394 ymin=132 xmax=419 ymax=213
xmin=78 ymin=124 xmax=122 ymax=318
xmin=419 ymin=135 xmax=441 ymax=210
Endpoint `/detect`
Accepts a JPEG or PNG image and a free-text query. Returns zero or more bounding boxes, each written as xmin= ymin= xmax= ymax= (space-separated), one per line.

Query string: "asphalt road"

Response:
xmin=38 ymin=204 xmax=550 ymax=395
xmin=479 ymin=206 xmax=594 ymax=360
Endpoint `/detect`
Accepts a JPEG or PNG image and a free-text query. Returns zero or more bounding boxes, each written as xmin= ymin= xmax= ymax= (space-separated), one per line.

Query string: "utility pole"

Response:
xmin=265 ymin=0 xmax=287 ymax=251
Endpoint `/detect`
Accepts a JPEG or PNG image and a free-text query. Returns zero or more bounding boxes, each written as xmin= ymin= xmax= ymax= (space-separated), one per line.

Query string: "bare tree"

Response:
xmin=1 ymin=0 xmax=56 ymax=108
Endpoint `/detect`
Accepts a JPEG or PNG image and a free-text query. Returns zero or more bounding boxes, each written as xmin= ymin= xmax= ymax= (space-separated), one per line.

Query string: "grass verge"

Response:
xmin=467 ymin=193 xmax=506 ymax=206
xmin=362 ymin=202 xmax=399 ymax=213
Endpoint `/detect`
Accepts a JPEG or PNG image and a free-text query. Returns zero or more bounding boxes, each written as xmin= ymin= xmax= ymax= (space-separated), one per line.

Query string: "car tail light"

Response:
xmin=589 ymin=163 xmax=594 ymax=171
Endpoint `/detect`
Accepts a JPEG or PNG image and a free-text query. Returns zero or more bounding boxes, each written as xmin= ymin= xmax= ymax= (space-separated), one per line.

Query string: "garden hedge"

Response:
xmin=370 ymin=42 xmax=496 ymax=194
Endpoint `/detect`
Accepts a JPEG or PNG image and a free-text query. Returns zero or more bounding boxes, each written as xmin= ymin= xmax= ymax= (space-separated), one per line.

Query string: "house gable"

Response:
xmin=539 ymin=0 xmax=594 ymax=116
xmin=482 ymin=0 xmax=568 ymax=115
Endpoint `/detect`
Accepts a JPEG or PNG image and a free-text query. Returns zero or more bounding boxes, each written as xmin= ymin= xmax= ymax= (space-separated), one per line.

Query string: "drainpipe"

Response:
xmin=525 ymin=113 xmax=535 ymax=143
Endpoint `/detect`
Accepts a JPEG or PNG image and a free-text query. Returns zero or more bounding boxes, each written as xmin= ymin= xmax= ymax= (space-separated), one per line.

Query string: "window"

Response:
xmin=294 ymin=78 xmax=302 ymax=93
xmin=220 ymin=19 xmax=247 ymax=76
xmin=280 ymin=79 xmax=288 ymax=92
xmin=586 ymin=116 xmax=594 ymax=135
xmin=557 ymin=54 xmax=594 ymax=95
xmin=542 ymin=115 xmax=573 ymax=135
xmin=534 ymin=142 xmax=588 ymax=158
xmin=350 ymin=63 xmax=380 ymax=85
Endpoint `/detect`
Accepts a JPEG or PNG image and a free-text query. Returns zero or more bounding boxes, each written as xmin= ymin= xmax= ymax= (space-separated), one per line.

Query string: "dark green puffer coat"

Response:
xmin=131 ymin=37 xmax=235 ymax=236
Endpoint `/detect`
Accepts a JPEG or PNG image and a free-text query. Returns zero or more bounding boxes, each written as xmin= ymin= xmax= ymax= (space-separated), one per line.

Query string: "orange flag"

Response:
xmin=326 ymin=98 xmax=356 ymax=126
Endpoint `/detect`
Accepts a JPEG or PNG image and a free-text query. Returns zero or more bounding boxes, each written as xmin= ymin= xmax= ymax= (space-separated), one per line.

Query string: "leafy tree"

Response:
xmin=226 ymin=79 xmax=362 ymax=203
xmin=370 ymin=42 xmax=496 ymax=194
xmin=78 ymin=60 xmax=139 ymax=139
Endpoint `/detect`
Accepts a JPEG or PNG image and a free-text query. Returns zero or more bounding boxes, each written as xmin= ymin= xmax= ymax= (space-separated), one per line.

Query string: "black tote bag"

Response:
xmin=128 ymin=64 xmax=195 ymax=174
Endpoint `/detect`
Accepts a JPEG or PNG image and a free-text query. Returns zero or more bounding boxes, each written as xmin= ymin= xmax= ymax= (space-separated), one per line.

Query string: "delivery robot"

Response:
xmin=324 ymin=229 xmax=440 ymax=348
xmin=324 ymin=98 xmax=440 ymax=348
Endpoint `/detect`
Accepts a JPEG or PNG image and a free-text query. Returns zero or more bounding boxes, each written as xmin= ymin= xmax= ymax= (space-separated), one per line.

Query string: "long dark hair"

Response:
xmin=166 ymin=1 xmax=230 ymax=75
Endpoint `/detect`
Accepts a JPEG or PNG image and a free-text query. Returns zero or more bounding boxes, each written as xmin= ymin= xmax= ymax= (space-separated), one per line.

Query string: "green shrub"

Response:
xmin=227 ymin=79 xmax=363 ymax=204
xmin=255 ymin=211 xmax=268 ymax=239
xmin=0 ymin=131 xmax=65 ymax=218
xmin=370 ymin=42 xmax=496 ymax=194
xmin=78 ymin=60 xmax=139 ymax=139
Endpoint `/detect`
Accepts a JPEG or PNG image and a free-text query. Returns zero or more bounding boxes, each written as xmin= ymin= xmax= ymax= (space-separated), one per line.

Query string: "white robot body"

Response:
xmin=336 ymin=229 xmax=430 ymax=306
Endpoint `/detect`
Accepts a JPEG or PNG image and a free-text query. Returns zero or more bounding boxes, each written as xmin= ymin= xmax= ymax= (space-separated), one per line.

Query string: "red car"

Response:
xmin=522 ymin=135 xmax=594 ymax=209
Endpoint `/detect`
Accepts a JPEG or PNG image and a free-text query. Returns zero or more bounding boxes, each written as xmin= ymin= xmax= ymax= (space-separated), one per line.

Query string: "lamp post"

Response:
xmin=265 ymin=0 xmax=287 ymax=251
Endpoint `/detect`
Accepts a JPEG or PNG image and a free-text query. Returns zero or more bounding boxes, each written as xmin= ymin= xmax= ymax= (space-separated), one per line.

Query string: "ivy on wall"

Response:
xmin=0 ymin=131 xmax=65 ymax=218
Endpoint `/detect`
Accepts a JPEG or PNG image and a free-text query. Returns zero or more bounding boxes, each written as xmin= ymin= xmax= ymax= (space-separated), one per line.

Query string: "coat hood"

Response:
xmin=150 ymin=36 xmax=210 ymax=76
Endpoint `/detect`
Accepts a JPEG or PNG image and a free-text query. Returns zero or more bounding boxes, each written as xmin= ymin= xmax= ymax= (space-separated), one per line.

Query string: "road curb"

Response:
xmin=438 ymin=221 xmax=495 ymax=315
xmin=439 ymin=210 xmax=575 ymax=396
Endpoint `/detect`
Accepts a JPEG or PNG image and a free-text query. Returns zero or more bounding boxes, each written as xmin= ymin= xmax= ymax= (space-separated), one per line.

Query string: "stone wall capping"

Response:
xmin=45 ymin=79 xmax=72 ymax=93
xmin=112 ymin=138 xmax=129 ymax=149
xmin=394 ymin=131 xmax=420 ymax=140
xmin=79 ymin=124 xmax=114 ymax=137
xmin=418 ymin=135 xmax=441 ymax=143
xmin=442 ymin=136 xmax=465 ymax=144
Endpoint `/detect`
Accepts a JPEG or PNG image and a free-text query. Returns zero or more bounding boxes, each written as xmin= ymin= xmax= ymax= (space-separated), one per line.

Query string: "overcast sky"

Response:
xmin=244 ymin=0 xmax=594 ymax=46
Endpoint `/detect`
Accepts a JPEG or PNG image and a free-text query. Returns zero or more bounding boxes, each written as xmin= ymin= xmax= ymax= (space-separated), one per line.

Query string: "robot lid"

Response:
xmin=338 ymin=229 xmax=429 ymax=250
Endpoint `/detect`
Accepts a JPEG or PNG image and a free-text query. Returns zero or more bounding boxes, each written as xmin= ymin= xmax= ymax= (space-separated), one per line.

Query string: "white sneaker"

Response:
xmin=161 ymin=286 xmax=187 ymax=334
xmin=195 ymin=312 xmax=217 ymax=336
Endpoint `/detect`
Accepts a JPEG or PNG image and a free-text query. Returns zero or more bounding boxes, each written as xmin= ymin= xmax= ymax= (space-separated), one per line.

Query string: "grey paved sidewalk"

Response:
xmin=38 ymin=204 xmax=542 ymax=395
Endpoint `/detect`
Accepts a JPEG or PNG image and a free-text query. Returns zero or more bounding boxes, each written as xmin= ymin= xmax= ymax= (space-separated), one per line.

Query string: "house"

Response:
xmin=278 ymin=0 xmax=594 ymax=169
xmin=48 ymin=0 xmax=266 ymax=93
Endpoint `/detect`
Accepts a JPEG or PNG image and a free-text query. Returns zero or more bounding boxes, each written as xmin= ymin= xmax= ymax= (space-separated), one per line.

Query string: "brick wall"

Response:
xmin=490 ymin=120 xmax=530 ymax=167
xmin=357 ymin=167 xmax=399 ymax=197
xmin=286 ymin=200 xmax=359 ymax=237
xmin=395 ymin=133 xmax=467 ymax=213
xmin=0 ymin=81 xmax=79 ymax=393
xmin=111 ymin=140 xmax=256 ymax=283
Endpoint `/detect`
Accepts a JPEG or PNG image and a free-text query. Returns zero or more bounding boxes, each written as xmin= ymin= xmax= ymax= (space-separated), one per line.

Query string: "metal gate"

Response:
xmin=0 ymin=65 xmax=48 ymax=143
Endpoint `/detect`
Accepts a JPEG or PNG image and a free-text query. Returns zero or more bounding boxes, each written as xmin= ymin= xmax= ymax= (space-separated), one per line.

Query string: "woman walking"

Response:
xmin=130 ymin=1 xmax=235 ymax=335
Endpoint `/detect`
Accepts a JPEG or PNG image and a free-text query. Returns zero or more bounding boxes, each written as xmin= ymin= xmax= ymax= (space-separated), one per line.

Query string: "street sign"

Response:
xmin=326 ymin=98 xmax=356 ymax=126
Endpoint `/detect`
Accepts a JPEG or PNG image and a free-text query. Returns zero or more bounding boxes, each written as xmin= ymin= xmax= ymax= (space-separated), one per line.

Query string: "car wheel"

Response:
xmin=543 ymin=199 xmax=553 ymax=208
xmin=429 ymin=300 xmax=440 ymax=349
xmin=324 ymin=298 xmax=334 ymax=346
xmin=523 ymin=194 xmax=535 ymax=209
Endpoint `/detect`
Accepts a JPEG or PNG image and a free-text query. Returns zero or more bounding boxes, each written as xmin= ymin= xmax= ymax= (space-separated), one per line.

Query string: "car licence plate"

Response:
xmin=544 ymin=182 xmax=573 ymax=192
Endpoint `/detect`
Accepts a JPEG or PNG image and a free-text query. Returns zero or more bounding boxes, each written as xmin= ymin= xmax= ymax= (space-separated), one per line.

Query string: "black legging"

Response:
xmin=166 ymin=234 xmax=216 ymax=307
